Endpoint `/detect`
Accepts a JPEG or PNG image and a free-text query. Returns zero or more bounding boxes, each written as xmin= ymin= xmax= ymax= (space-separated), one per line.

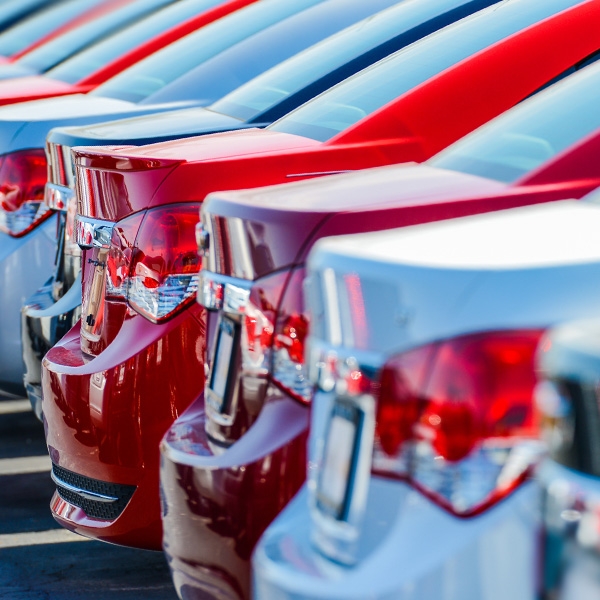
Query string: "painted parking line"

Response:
xmin=0 ymin=528 xmax=89 ymax=549
xmin=0 ymin=400 xmax=31 ymax=415
xmin=0 ymin=455 xmax=51 ymax=475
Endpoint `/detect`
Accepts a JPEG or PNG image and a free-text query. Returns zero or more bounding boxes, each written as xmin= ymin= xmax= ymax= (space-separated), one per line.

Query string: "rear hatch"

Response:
xmin=307 ymin=200 xmax=600 ymax=358
xmin=201 ymin=164 xmax=506 ymax=279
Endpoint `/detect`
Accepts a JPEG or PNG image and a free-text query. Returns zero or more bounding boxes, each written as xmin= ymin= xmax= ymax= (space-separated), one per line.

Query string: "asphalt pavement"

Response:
xmin=0 ymin=399 xmax=179 ymax=599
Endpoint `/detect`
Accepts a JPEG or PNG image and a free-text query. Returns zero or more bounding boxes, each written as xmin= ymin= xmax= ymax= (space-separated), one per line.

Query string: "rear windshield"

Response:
xmin=0 ymin=0 xmax=105 ymax=57
xmin=141 ymin=0 xmax=398 ymax=106
xmin=270 ymin=0 xmax=587 ymax=142
xmin=92 ymin=0 xmax=323 ymax=104
xmin=16 ymin=0 xmax=175 ymax=73
xmin=47 ymin=0 xmax=224 ymax=85
xmin=430 ymin=61 xmax=600 ymax=183
xmin=212 ymin=0 xmax=494 ymax=121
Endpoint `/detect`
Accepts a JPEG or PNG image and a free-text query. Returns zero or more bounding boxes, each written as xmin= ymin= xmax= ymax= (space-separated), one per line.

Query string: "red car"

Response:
xmin=0 ymin=0 xmax=258 ymax=106
xmin=41 ymin=0 xmax=600 ymax=578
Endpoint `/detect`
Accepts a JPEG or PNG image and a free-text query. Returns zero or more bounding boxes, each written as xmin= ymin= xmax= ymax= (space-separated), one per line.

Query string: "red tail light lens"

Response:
xmin=376 ymin=345 xmax=436 ymax=460
xmin=0 ymin=149 xmax=51 ymax=237
xmin=128 ymin=205 xmax=201 ymax=322
xmin=241 ymin=268 xmax=312 ymax=404
xmin=100 ymin=205 xmax=201 ymax=323
xmin=373 ymin=330 xmax=545 ymax=515
xmin=273 ymin=269 xmax=311 ymax=403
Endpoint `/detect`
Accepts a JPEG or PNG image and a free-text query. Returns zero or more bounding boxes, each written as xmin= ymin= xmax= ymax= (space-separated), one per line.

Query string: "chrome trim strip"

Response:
xmin=51 ymin=470 xmax=119 ymax=504
xmin=198 ymin=270 xmax=252 ymax=315
xmin=75 ymin=215 xmax=115 ymax=250
xmin=63 ymin=145 xmax=75 ymax=187
xmin=196 ymin=221 xmax=209 ymax=256
xmin=44 ymin=183 xmax=74 ymax=212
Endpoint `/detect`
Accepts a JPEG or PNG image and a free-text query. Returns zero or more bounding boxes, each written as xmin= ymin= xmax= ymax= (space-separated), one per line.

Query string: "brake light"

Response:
xmin=128 ymin=205 xmax=200 ymax=322
xmin=97 ymin=204 xmax=201 ymax=323
xmin=373 ymin=330 xmax=545 ymax=515
xmin=241 ymin=268 xmax=312 ymax=404
xmin=0 ymin=149 xmax=51 ymax=237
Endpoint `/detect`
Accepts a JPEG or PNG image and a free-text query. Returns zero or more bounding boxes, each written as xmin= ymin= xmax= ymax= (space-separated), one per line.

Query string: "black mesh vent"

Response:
xmin=52 ymin=463 xmax=136 ymax=521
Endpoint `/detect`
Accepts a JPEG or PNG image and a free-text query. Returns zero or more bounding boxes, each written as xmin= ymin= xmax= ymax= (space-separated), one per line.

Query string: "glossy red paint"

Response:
xmin=160 ymin=390 xmax=309 ymax=599
xmin=42 ymin=304 xmax=207 ymax=549
xmin=205 ymin=130 xmax=600 ymax=278
xmin=0 ymin=76 xmax=95 ymax=106
xmin=0 ymin=0 xmax=259 ymax=106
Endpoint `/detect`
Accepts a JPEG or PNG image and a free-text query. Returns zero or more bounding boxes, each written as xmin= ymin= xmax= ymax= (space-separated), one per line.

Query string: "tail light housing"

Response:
xmin=79 ymin=204 xmax=201 ymax=324
xmin=241 ymin=267 xmax=312 ymax=404
xmin=371 ymin=329 xmax=545 ymax=515
xmin=0 ymin=149 xmax=51 ymax=237
xmin=127 ymin=206 xmax=200 ymax=322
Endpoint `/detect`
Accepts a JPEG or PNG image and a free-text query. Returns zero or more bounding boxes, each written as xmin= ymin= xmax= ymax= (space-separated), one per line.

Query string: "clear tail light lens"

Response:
xmin=241 ymin=268 xmax=312 ymax=404
xmin=100 ymin=204 xmax=200 ymax=323
xmin=373 ymin=330 xmax=545 ymax=515
xmin=0 ymin=149 xmax=51 ymax=237
xmin=59 ymin=193 xmax=81 ymax=259
xmin=105 ymin=212 xmax=144 ymax=300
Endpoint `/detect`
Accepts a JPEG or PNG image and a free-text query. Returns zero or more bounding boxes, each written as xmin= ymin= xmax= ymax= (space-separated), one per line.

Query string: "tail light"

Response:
xmin=241 ymin=267 xmax=311 ymax=404
xmin=82 ymin=204 xmax=201 ymax=323
xmin=372 ymin=329 xmax=545 ymax=516
xmin=128 ymin=206 xmax=200 ymax=322
xmin=0 ymin=149 xmax=51 ymax=237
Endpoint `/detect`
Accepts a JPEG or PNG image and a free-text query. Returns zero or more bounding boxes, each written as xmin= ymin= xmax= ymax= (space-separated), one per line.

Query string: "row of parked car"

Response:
xmin=0 ymin=0 xmax=599 ymax=597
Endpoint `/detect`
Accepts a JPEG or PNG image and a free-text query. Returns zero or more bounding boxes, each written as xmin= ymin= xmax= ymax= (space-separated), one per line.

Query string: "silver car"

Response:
xmin=254 ymin=194 xmax=600 ymax=599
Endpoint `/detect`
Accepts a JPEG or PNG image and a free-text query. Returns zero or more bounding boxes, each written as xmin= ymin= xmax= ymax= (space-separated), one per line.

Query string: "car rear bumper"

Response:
xmin=160 ymin=391 xmax=309 ymax=599
xmin=253 ymin=478 xmax=542 ymax=600
xmin=0 ymin=218 xmax=57 ymax=396
xmin=41 ymin=305 xmax=206 ymax=549
xmin=22 ymin=272 xmax=81 ymax=419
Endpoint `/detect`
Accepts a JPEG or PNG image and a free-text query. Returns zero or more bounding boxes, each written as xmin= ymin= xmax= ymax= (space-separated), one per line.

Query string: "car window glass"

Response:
xmin=269 ymin=0 xmax=588 ymax=142
xmin=92 ymin=0 xmax=323 ymax=103
xmin=47 ymin=0 xmax=224 ymax=85
xmin=430 ymin=62 xmax=600 ymax=183
xmin=16 ymin=0 xmax=175 ymax=73
xmin=212 ymin=0 xmax=492 ymax=121
xmin=0 ymin=0 xmax=53 ymax=30
xmin=141 ymin=0 xmax=396 ymax=106
xmin=0 ymin=0 xmax=105 ymax=57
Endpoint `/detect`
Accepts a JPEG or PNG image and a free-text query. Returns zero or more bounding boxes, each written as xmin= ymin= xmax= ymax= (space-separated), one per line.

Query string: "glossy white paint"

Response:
xmin=254 ymin=480 xmax=541 ymax=600
xmin=0 ymin=216 xmax=56 ymax=394
xmin=307 ymin=200 xmax=600 ymax=356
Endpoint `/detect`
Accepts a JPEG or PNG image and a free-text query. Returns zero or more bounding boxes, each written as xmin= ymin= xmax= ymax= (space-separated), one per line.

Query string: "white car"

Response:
xmin=254 ymin=193 xmax=600 ymax=599
xmin=535 ymin=312 xmax=600 ymax=600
